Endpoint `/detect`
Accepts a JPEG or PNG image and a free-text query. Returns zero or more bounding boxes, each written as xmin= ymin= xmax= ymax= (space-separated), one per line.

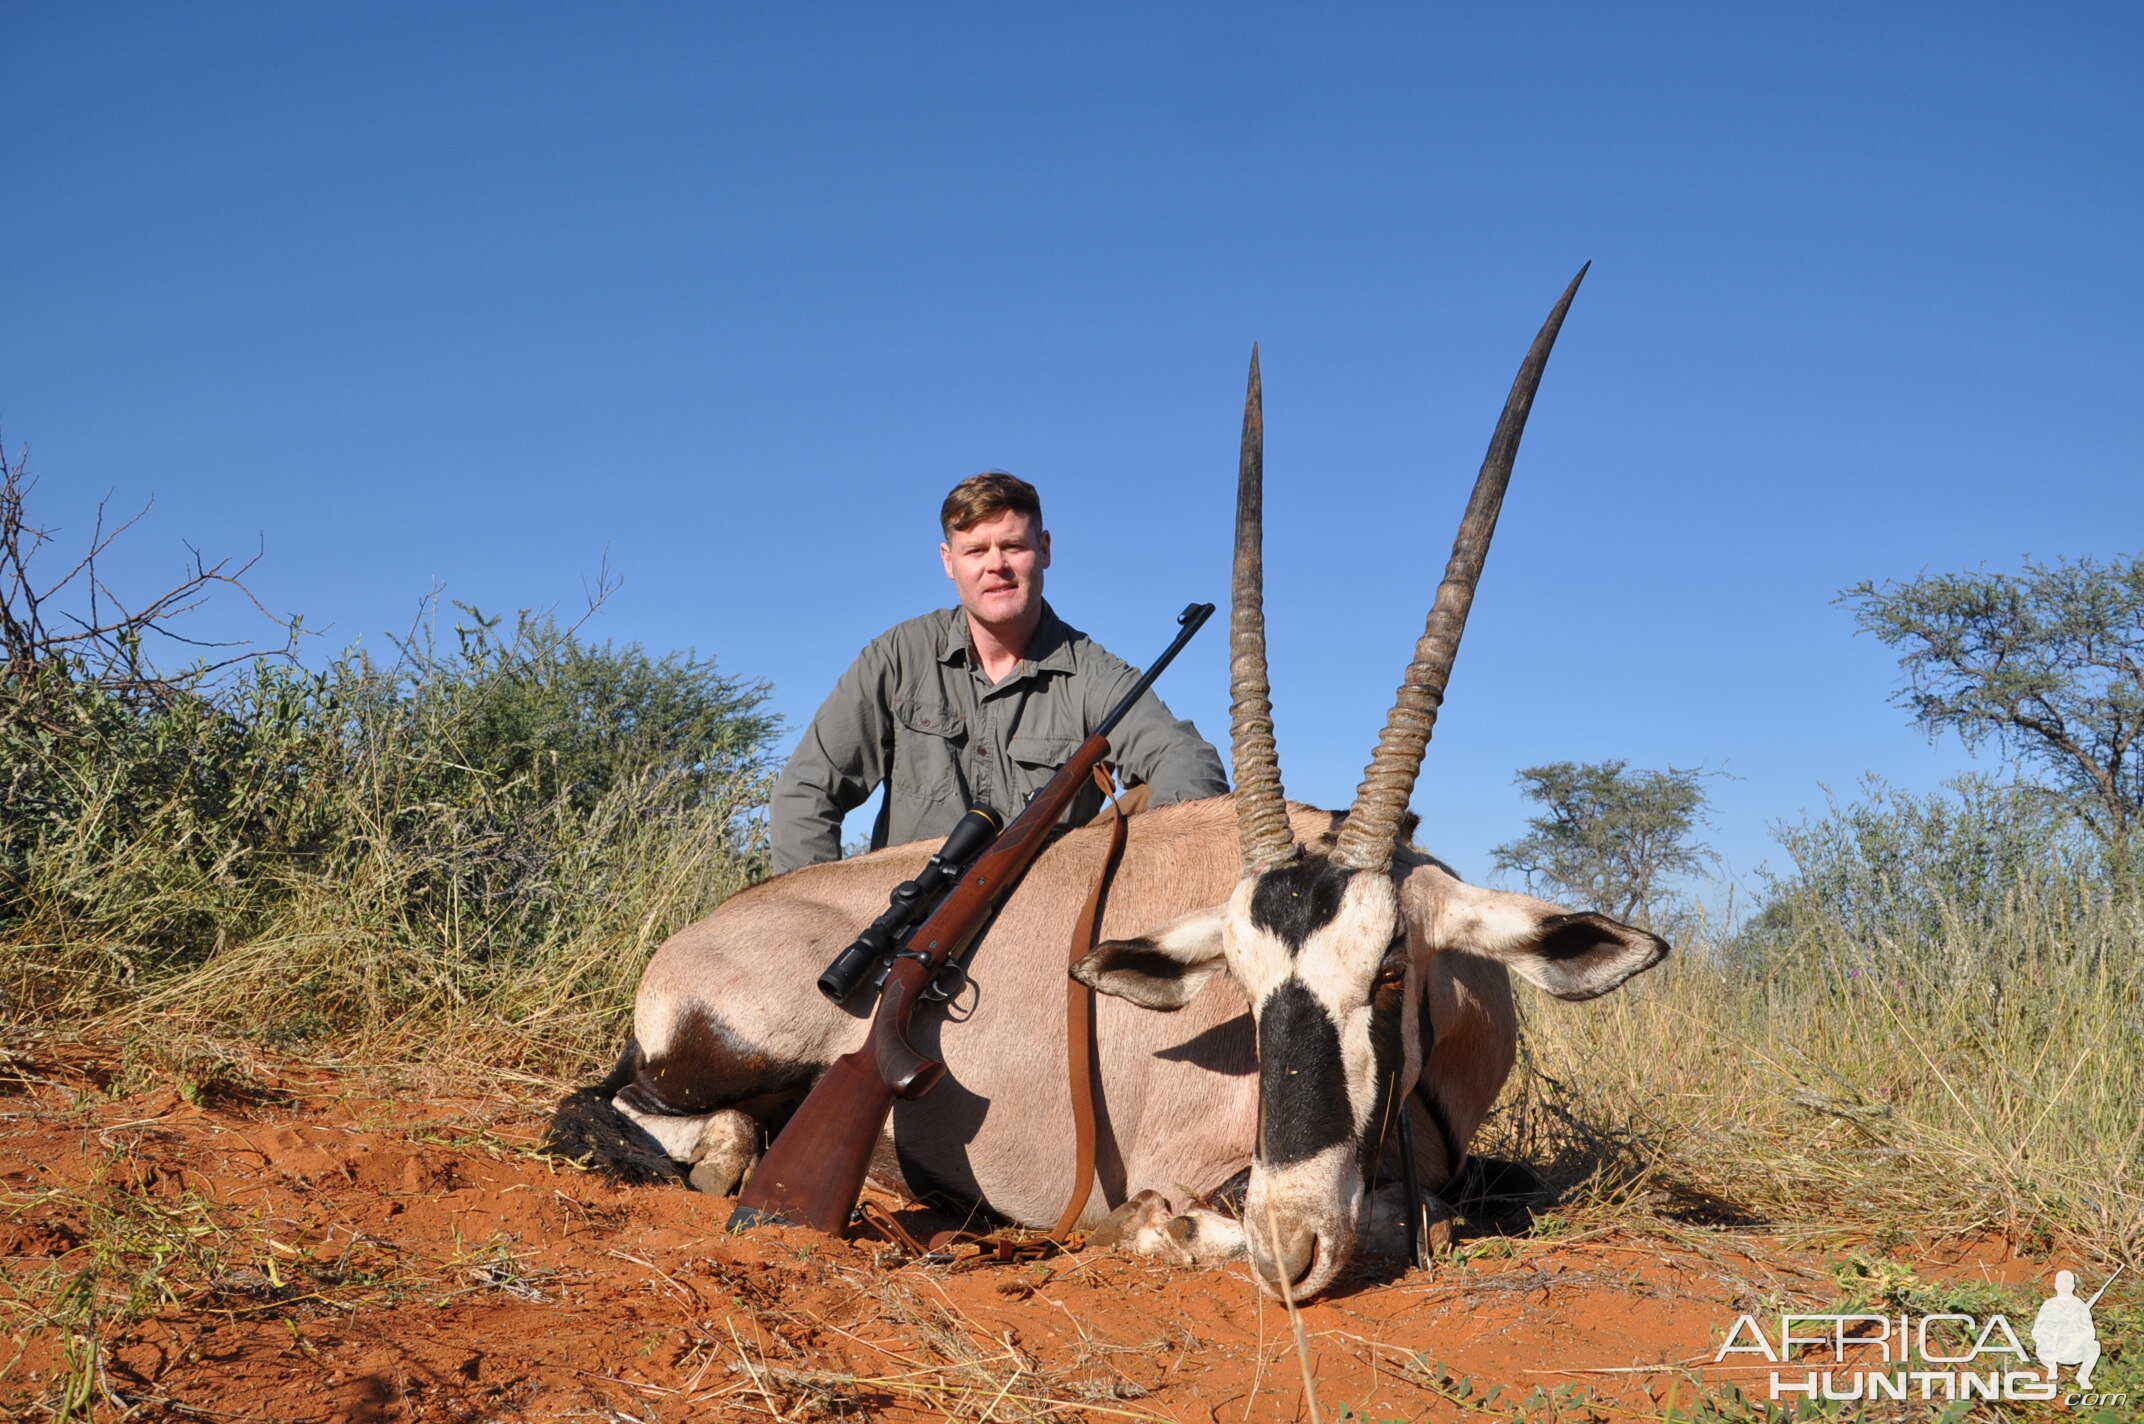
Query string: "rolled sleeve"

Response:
xmin=768 ymin=645 xmax=896 ymax=874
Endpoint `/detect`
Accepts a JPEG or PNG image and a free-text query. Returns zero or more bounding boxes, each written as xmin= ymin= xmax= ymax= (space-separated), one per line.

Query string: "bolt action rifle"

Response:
xmin=730 ymin=601 xmax=1215 ymax=1234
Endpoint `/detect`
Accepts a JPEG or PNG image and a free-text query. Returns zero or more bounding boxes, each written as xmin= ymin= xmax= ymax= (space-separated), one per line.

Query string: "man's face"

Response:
xmin=940 ymin=509 xmax=1051 ymax=632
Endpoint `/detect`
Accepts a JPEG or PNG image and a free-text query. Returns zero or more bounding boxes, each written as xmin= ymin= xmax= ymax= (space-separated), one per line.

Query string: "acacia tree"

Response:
xmin=1490 ymin=760 xmax=1715 ymax=926
xmin=1841 ymin=554 xmax=2144 ymax=857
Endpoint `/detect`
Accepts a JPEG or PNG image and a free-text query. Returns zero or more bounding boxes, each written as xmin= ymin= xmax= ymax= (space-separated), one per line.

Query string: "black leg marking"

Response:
xmin=1361 ymin=967 xmax=1408 ymax=1177
xmin=544 ymin=1040 xmax=687 ymax=1184
xmin=1201 ymin=1167 xmax=1252 ymax=1217
xmin=1415 ymin=981 xmax=1438 ymax=1065
xmin=615 ymin=1005 xmax=817 ymax=1117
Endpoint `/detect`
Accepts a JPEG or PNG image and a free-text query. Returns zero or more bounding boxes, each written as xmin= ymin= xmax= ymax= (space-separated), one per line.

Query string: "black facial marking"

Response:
xmin=1360 ymin=959 xmax=1409 ymax=1176
xmin=1256 ymin=979 xmax=1353 ymax=1166
xmin=1311 ymin=809 xmax=1419 ymax=853
xmin=1417 ymin=1086 xmax=1461 ymax=1186
xmin=1248 ymin=859 xmax=1355 ymax=951
xmin=615 ymin=1006 xmax=817 ymax=1117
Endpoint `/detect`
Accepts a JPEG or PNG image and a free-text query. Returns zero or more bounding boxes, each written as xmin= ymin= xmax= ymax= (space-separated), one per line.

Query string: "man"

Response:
xmin=769 ymin=473 xmax=1228 ymax=873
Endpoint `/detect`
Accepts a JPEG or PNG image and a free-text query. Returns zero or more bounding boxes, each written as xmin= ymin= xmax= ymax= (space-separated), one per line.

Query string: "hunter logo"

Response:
xmin=2032 ymin=1269 xmax=2107 ymax=1390
xmin=1714 ymin=1266 xmax=2126 ymax=1408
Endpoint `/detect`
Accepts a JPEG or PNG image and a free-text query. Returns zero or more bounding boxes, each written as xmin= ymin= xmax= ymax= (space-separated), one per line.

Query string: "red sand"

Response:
xmin=0 ymin=1048 xmax=2059 ymax=1422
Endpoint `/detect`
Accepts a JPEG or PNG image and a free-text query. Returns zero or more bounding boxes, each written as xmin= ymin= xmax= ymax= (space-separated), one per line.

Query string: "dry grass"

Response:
xmin=1486 ymin=882 xmax=2144 ymax=1269
xmin=4 ymin=602 xmax=775 ymax=1079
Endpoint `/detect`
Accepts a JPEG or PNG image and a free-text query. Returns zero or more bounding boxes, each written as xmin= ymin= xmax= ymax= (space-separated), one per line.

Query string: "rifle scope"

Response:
xmin=816 ymin=803 xmax=1002 ymax=1005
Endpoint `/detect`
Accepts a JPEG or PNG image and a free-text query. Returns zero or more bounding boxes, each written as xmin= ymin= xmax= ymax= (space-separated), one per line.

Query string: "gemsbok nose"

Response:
xmin=1250 ymin=1218 xmax=1322 ymax=1295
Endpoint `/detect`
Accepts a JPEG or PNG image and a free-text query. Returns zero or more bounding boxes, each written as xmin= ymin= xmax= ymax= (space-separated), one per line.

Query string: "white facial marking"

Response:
xmin=1220 ymin=876 xmax=1288 ymax=1003
xmin=1244 ymin=1140 xmax=1365 ymax=1297
xmin=1227 ymin=871 xmax=1404 ymax=1139
xmin=1292 ymin=873 xmax=1399 ymax=1135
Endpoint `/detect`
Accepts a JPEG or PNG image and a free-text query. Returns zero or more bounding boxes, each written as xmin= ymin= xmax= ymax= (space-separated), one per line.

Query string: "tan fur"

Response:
xmin=625 ymin=793 xmax=1662 ymax=1287
xmin=632 ymin=798 xmax=1270 ymax=1226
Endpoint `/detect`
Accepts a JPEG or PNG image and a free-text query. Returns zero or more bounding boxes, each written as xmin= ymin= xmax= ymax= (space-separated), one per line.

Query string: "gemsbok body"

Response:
xmin=551 ymin=267 xmax=1669 ymax=1299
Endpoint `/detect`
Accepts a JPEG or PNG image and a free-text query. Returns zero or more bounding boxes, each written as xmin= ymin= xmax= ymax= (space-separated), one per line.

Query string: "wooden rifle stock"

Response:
xmin=729 ymin=603 xmax=1212 ymax=1234
xmin=729 ymin=730 xmax=1110 ymax=1232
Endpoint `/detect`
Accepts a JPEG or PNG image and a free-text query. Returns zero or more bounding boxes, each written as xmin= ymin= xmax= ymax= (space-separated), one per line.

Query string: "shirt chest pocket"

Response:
xmin=1006 ymin=735 xmax=1079 ymax=775
xmin=893 ymin=701 xmax=967 ymax=802
xmin=1006 ymin=734 xmax=1102 ymax=824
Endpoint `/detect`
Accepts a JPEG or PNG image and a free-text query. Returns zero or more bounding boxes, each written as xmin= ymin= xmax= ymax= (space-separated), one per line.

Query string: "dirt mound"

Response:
xmin=0 ymin=1046 xmax=2081 ymax=1421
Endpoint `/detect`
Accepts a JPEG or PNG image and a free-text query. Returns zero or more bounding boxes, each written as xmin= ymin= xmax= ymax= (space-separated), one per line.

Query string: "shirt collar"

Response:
xmin=937 ymin=602 xmax=1079 ymax=680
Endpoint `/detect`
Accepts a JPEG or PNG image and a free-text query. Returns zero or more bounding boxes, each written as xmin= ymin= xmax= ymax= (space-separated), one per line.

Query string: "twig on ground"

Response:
xmin=726 ymin=1319 xmax=788 ymax=1421
xmin=1262 ymin=1195 xmax=1323 ymax=1424
xmin=1242 ymin=1265 xmax=1267 ymax=1424
xmin=605 ymin=1248 xmax=700 ymax=1303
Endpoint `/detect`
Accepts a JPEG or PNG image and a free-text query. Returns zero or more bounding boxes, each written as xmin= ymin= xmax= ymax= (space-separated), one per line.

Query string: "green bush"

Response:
xmin=1733 ymin=774 xmax=2119 ymax=964
xmin=2 ymin=606 xmax=779 ymax=1065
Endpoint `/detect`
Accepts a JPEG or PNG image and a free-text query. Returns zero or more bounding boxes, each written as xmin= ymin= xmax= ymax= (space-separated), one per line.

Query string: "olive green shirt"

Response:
xmin=768 ymin=603 xmax=1228 ymax=873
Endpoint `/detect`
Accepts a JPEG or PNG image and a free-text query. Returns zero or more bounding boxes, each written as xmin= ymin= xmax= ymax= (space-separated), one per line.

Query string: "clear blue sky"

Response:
xmin=7 ymin=5 xmax=2140 ymax=907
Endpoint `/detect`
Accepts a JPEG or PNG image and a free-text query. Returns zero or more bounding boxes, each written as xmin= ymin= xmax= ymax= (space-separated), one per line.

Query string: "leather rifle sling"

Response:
xmin=1047 ymin=764 xmax=1128 ymax=1241
xmin=877 ymin=768 xmax=1131 ymax=1263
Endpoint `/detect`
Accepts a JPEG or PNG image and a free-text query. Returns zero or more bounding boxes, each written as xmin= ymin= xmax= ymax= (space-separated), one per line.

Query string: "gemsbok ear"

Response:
xmin=1500 ymin=912 xmax=1669 ymax=1001
xmin=1071 ymin=903 xmax=1228 ymax=1010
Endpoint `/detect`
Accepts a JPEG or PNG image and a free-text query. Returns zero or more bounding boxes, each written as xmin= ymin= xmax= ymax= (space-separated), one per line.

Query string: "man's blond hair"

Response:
xmin=940 ymin=472 xmax=1043 ymax=538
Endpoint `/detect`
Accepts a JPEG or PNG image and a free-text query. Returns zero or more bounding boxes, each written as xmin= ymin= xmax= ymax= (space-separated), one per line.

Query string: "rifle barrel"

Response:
xmin=1095 ymin=603 xmax=1214 ymax=741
